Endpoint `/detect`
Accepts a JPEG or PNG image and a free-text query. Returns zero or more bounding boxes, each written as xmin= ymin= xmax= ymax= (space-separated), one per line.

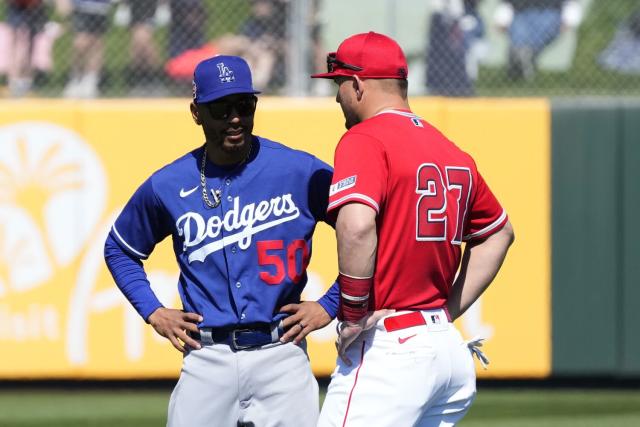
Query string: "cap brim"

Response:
xmin=310 ymin=70 xmax=355 ymax=79
xmin=196 ymin=87 xmax=261 ymax=103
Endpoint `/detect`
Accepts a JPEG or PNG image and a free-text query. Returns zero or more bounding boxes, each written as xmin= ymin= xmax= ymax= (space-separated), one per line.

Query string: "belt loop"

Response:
xmin=442 ymin=306 xmax=452 ymax=322
xmin=199 ymin=329 xmax=214 ymax=346
xmin=271 ymin=320 xmax=283 ymax=342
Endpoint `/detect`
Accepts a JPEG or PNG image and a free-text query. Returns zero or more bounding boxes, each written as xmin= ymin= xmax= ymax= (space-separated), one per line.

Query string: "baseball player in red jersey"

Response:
xmin=311 ymin=32 xmax=515 ymax=426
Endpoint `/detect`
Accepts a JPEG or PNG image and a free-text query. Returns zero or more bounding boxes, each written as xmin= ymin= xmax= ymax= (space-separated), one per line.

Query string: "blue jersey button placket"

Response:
xmin=225 ymin=178 xmax=232 ymax=203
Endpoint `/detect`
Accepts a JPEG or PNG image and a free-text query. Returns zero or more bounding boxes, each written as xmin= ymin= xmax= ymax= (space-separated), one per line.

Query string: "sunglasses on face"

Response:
xmin=326 ymin=52 xmax=363 ymax=73
xmin=205 ymin=96 xmax=257 ymax=120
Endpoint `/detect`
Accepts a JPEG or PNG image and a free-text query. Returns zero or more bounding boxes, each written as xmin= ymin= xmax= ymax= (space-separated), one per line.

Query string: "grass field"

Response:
xmin=1 ymin=387 xmax=639 ymax=426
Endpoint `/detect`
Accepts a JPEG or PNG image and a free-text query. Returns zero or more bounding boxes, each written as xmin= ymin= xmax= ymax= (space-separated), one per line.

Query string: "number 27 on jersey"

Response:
xmin=416 ymin=163 xmax=471 ymax=245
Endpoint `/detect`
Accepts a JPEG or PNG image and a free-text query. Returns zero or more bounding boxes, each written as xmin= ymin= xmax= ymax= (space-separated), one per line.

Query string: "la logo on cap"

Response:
xmin=192 ymin=55 xmax=260 ymax=103
xmin=217 ymin=62 xmax=235 ymax=83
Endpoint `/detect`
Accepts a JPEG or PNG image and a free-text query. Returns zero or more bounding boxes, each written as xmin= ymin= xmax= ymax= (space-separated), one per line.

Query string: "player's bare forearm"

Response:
xmin=336 ymin=204 xmax=378 ymax=278
xmin=447 ymin=221 xmax=514 ymax=321
xmin=279 ymin=301 xmax=332 ymax=344
xmin=148 ymin=307 xmax=203 ymax=353
xmin=335 ymin=204 xmax=377 ymax=324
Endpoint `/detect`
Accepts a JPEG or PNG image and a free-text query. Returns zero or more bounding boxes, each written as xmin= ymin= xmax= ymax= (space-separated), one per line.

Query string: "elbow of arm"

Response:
xmin=104 ymin=234 xmax=119 ymax=269
xmin=502 ymin=220 xmax=515 ymax=246
xmin=343 ymin=219 xmax=376 ymax=244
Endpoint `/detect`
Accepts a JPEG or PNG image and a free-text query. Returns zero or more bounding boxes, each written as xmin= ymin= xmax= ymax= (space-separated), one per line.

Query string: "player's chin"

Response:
xmin=222 ymin=132 xmax=250 ymax=151
xmin=342 ymin=109 xmax=358 ymax=130
xmin=345 ymin=117 xmax=358 ymax=130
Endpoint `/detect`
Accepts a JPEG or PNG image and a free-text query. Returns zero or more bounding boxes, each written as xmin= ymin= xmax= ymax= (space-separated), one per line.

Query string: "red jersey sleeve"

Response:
xmin=464 ymin=169 xmax=508 ymax=241
xmin=327 ymin=132 xmax=387 ymax=219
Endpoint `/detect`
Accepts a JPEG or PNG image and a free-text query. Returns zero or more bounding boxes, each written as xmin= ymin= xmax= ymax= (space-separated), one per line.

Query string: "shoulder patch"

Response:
xmin=330 ymin=175 xmax=357 ymax=196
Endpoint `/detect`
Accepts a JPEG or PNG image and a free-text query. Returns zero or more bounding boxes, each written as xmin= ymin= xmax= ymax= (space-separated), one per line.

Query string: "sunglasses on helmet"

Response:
xmin=326 ymin=52 xmax=363 ymax=73
xmin=204 ymin=95 xmax=257 ymax=120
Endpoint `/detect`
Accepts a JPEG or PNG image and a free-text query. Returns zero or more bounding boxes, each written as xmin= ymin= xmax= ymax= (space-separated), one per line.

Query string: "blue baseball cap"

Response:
xmin=192 ymin=55 xmax=261 ymax=104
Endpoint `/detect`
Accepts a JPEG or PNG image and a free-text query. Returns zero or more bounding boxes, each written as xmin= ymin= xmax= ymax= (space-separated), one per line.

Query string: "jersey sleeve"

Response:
xmin=327 ymin=133 xmax=387 ymax=220
xmin=464 ymin=170 xmax=508 ymax=241
xmin=316 ymin=280 xmax=339 ymax=319
xmin=110 ymin=177 xmax=172 ymax=259
xmin=104 ymin=233 xmax=164 ymax=321
xmin=307 ymin=156 xmax=334 ymax=225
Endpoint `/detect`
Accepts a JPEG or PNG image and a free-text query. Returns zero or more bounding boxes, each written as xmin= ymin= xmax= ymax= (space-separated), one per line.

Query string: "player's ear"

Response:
xmin=190 ymin=102 xmax=201 ymax=125
xmin=353 ymin=76 xmax=364 ymax=101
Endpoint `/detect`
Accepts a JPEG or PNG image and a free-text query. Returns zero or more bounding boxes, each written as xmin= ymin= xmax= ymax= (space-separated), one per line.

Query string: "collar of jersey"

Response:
xmin=374 ymin=109 xmax=419 ymax=119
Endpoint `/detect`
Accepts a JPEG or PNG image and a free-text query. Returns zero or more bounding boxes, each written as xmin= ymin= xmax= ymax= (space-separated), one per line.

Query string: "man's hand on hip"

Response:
xmin=148 ymin=307 xmax=203 ymax=353
xmin=336 ymin=309 xmax=394 ymax=365
xmin=279 ymin=301 xmax=332 ymax=345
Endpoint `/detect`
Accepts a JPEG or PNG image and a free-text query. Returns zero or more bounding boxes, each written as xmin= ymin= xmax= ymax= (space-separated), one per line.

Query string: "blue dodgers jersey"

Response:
xmin=110 ymin=136 xmax=333 ymax=328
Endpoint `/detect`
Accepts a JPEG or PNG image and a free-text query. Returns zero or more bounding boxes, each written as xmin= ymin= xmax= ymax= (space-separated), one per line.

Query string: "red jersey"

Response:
xmin=328 ymin=110 xmax=507 ymax=311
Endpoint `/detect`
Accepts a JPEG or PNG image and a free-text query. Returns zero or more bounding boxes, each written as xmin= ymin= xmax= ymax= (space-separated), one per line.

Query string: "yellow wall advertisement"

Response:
xmin=0 ymin=98 xmax=549 ymax=379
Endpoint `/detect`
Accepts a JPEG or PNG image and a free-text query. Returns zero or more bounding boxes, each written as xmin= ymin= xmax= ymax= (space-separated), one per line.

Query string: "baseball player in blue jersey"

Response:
xmin=104 ymin=55 xmax=338 ymax=426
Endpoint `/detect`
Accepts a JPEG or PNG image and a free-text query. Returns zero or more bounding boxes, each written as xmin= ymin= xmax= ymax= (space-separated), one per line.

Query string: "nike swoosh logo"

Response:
xmin=180 ymin=186 xmax=199 ymax=198
xmin=398 ymin=334 xmax=417 ymax=344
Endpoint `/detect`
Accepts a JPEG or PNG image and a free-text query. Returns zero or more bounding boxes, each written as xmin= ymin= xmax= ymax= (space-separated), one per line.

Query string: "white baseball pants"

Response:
xmin=318 ymin=309 xmax=476 ymax=427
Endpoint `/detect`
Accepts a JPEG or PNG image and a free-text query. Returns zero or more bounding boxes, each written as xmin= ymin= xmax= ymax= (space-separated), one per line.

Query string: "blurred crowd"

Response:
xmin=0 ymin=0 xmax=292 ymax=97
xmin=425 ymin=0 xmax=586 ymax=96
xmin=1 ymin=0 xmax=639 ymax=98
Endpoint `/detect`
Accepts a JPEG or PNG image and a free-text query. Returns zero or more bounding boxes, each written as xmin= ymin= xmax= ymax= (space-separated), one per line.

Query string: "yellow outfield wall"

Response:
xmin=0 ymin=98 xmax=549 ymax=378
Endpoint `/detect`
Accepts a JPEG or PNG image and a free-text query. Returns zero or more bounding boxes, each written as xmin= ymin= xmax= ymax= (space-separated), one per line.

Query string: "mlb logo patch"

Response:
xmin=217 ymin=62 xmax=235 ymax=83
xmin=430 ymin=314 xmax=441 ymax=324
xmin=411 ymin=117 xmax=424 ymax=128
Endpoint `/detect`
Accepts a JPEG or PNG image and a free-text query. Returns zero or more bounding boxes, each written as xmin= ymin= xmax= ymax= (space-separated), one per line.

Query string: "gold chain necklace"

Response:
xmin=200 ymin=143 xmax=252 ymax=208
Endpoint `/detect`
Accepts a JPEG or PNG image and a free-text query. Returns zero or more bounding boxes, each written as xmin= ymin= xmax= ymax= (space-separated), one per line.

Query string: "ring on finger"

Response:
xmin=298 ymin=323 xmax=305 ymax=329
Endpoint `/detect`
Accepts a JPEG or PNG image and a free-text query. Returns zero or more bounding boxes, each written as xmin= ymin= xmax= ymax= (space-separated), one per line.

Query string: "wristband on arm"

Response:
xmin=338 ymin=272 xmax=373 ymax=322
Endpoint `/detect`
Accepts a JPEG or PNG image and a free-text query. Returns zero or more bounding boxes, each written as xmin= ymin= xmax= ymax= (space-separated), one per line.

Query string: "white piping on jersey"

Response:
xmin=188 ymin=210 xmax=300 ymax=263
xmin=374 ymin=109 xmax=421 ymax=120
xmin=112 ymin=225 xmax=149 ymax=258
xmin=464 ymin=209 xmax=507 ymax=240
xmin=328 ymin=193 xmax=380 ymax=213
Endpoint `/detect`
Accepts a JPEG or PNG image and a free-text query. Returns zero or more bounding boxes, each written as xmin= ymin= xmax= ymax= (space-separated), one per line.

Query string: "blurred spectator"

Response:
xmin=494 ymin=0 xmax=583 ymax=81
xmin=214 ymin=0 xmax=288 ymax=90
xmin=0 ymin=23 xmax=8 ymax=90
xmin=165 ymin=0 xmax=287 ymax=91
xmin=126 ymin=0 xmax=165 ymax=91
xmin=163 ymin=0 xmax=209 ymax=87
xmin=0 ymin=4 xmax=63 ymax=96
xmin=63 ymin=0 xmax=113 ymax=98
xmin=3 ymin=0 xmax=50 ymax=97
xmin=168 ymin=0 xmax=207 ymax=59
xmin=598 ymin=8 xmax=640 ymax=75
xmin=310 ymin=0 xmax=331 ymax=96
xmin=426 ymin=0 xmax=485 ymax=97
